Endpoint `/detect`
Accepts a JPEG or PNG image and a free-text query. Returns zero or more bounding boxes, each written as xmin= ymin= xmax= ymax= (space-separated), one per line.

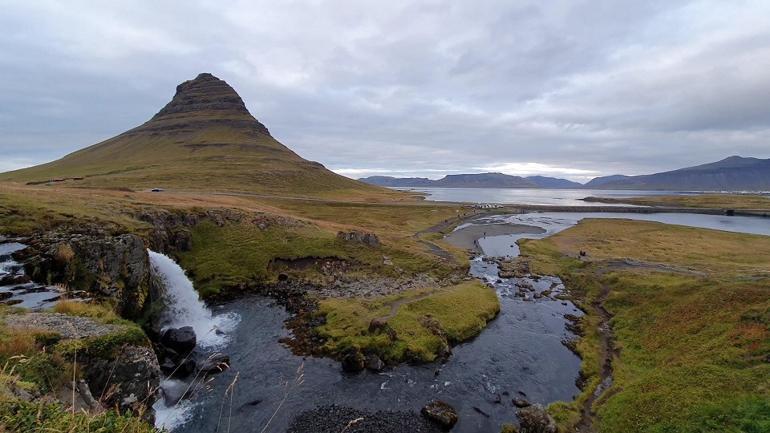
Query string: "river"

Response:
xmin=153 ymin=210 xmax=769 ymax=433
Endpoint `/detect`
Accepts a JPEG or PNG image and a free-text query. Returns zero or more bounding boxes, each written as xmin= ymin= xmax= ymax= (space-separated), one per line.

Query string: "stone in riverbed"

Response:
xmin=160 ymin=326 xmax=197 ymax=355
xmin=512 ymin=397 xmax=531 ymax=408
xmin=340 ymin=347 xmax=365 ymax=373
xmin=365 ymin=353 xmax=385 ymax=372
xmin=421 ymin=400 xmax=458 ymax=430
xmin=197 ymin=353 xmax=230 ymax=375
xmin=517 ymin=404 xmax=557 ymax=433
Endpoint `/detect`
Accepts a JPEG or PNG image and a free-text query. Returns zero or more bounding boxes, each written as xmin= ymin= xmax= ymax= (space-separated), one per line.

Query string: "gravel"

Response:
xmin=287 ymin=405 xmax=443 ymax=433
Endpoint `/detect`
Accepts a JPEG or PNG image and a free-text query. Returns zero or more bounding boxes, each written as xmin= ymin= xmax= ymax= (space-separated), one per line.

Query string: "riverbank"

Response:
xmin=519 ymin=219 xmax=770 ymax=432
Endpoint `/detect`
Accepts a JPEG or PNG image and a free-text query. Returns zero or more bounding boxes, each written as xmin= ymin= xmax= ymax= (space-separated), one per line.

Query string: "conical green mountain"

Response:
xmin=1 ymin=73 xmax=383 ymax=197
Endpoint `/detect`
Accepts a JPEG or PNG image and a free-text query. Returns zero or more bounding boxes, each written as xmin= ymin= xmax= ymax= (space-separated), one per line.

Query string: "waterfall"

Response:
xmin=148 ymin=250 xmax=239 ymax=348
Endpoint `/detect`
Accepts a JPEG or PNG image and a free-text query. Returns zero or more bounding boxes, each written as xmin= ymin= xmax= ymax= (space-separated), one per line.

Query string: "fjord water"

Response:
xmin=474 ymin=212 xmax=770 ymax=256
xmin=395 ymin=187 xmax=694 ymax=206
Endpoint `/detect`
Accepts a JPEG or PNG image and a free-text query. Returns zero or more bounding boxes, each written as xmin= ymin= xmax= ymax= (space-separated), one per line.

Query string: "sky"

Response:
xmin=1 ymin=1 xmax=770 ymax=182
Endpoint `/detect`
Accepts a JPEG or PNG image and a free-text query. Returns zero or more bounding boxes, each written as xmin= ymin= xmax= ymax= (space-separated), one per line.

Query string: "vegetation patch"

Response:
xmin=316 ymin=281 xmax=500 ymax=363
xmin=0 ymin=400 xmax=156 ymax=433
xmin=519 ymin=219 xmax=770 ymax=433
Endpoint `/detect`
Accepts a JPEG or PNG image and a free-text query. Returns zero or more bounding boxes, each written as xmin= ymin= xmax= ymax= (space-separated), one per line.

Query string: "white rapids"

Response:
xmin=148 ymin=250 xmax=240 ymax=431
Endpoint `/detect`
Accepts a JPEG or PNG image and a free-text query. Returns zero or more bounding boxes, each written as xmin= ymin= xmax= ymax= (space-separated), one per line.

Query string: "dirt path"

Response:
xmin=376 ymin=290 xmax=439 ymax=322
xmin=576 ymin=280 xmax=616 ymax=433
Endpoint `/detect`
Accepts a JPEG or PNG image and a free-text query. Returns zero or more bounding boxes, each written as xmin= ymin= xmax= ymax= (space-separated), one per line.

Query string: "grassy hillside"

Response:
xmin=0 ymin=73 xmax=394 ymax=200
xmin=520 ymin=220 xmax=770 ymax=433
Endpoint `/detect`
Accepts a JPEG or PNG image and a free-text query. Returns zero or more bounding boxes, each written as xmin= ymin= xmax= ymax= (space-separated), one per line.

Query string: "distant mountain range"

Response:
xmin=360 ymin=173 xmax=582 ymax=189
xmin=360 ymin=156 xmax=770 ymax=191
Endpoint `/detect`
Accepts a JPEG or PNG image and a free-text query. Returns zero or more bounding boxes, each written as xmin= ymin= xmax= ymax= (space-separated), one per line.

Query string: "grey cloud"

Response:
xmin=1 ymin=0 xmax=769 ymax=181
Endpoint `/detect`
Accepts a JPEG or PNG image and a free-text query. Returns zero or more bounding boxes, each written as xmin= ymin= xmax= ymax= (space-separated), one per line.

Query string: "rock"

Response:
xmin=512 ymin=397 xmax=531 ymax=408
xmin=22 ymin=230 xmax=151 ymax=319
xmin=84 ymin=345 xmax=160 ymax=418
xmin=160 ymin=356 xmax=196 ymax=379
xmin=340 ymin=347 xmax=365 ymax=373
xmin=365 ymin=354 xmax=385 ymax=372
xmin=197 ymin=353 xmax=230 ymax=375
xmin=501 ymin=424 xmax=520 ymax=433
xmin=160 ymin=326 xmax=197 ymax=355
xmin=336 ymin=231 xmax=380 ymax=247
xmin=421 ymin=400 xmax=458 ymax=430
xmin=0 ymin=274 xmax=30 ymax=285
xmin=368 ymin=317 xmax=389 ymax=333
xmin=517 ymin=404 xmax=557 ymax=433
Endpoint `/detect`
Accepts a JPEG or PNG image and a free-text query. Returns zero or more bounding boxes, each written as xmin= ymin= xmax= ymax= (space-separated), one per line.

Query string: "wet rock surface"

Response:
xmin=288 ymin=405 xmax=442 ymax=433
xmin=160 ymin=326 xmax=197 ymax=355
xmin=421 ymin=400 xmax=459 ymax=429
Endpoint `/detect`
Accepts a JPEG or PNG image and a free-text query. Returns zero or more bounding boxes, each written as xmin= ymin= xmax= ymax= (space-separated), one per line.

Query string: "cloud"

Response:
xmin=1 ymin=0 xmax=770 ymax=181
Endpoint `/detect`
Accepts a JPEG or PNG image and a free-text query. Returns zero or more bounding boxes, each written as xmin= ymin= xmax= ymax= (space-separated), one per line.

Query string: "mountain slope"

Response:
xmin=360 ymin=173 xmax=583 ymax=188
xmin=584 ymin=156 xmax=770 ymax=190
xmin=0 ymin=73 xmax=386 ymax=198
xmin=525 ymin=175 xmax=583 ymax=188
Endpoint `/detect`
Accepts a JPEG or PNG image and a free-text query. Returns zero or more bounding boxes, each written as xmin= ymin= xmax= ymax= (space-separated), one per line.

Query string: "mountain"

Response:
xmin=525 ymin=175 xmax=583 ymax=188
xmin=583 ymin=174 xmax=632 ymax=188
xmin=0 ymin=73 xmax=384 ymax=197
xmin=360 ymin=172 xmax=583 ymax=188
xmin=358 ymin=176 xmax=434 ymax=187
xmin=584 ymin=156 xmax=770 ymax=190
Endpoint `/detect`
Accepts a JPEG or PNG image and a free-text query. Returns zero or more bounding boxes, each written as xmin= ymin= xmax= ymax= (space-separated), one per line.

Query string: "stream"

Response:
xmin=151 ymin=211 xmax=769 ymax=433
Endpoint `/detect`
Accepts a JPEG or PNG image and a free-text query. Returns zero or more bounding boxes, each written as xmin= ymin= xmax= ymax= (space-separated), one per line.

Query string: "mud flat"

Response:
xmin=444 ymin=223 xmax=545 ymax=251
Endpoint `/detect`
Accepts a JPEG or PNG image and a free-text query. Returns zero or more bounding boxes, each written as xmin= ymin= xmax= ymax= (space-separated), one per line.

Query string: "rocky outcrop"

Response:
xmin=421 ymin=400 xmax=459 ymax=430
xmin=337 ymin=231 xmax=380 ymax=247
xmin=85 ymin=345 xmax=160 ymax=418
xmin=4 ymin=312 xmax=160 ymax=419
xmin=19 ymin=229 xmax=151 ymax=319
xmin=160 ymin=326 xmax=197 ymax=355
xmin=516 ymin=404 xmax=557 ymax=433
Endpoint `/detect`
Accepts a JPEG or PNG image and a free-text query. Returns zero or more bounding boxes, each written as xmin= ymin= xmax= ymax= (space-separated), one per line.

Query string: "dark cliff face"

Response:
xmin=20 ymin=229 xmax=152 ymax=319
xmin=141 ymin=72 xmax=271 ymax=136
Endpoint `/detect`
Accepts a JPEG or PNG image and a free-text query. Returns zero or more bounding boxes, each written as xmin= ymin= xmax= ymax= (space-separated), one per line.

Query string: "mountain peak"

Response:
xmin=149 ymin=72 xmax=270 ymax=136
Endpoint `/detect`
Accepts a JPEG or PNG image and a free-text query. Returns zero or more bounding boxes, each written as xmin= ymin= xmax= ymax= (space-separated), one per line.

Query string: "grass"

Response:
xmin=519 ymin=219 xmax=770 ymax=433
xmin=316 ymin=281 xmax=500 ymax=362
xmin=0 ymin=400 xmax=158 ymax=433
xmin=585 ymin=193 xmax=770 ymax=211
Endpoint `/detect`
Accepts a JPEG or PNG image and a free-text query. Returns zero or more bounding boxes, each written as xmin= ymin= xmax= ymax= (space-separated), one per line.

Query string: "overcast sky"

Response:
xmin=2 ymin=1 xmax=770 ymax=181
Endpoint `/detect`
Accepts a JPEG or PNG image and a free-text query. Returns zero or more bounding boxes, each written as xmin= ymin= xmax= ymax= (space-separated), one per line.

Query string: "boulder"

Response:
xmin=421 ymin=400 xmax=458 ymax=430
xmin=160 ymin=326 xmax=197 ymax=355
xmin=365 ymin=354 xmax=385 ymax=372
xmin=517 ymin=404 xmax=557 ymax=433
xmin=196 ymin=353 xmax=230 ymax=375
xmin=512 ymin=397 xmax=531 ymax=408
xmin=340 ymin=347 xmax=365 ymax=373
xmin=84 ymin=345 xmax=160 ymax=418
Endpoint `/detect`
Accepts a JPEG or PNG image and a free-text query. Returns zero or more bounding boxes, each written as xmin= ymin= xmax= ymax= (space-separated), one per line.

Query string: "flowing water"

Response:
xmin=0 ymin=242 xmax=62 ymax=309
xmin=148 ymin=251 xmax=240 ymax=431
xmin=154 ymin=211 xmax=769 ymax=433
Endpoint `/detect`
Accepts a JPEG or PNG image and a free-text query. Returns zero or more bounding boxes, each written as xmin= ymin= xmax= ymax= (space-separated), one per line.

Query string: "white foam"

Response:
xmin=148 ymin=250 xmax=239 ymax=349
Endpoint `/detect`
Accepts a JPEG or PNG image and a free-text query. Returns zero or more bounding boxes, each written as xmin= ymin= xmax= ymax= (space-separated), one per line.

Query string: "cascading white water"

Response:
xmin=149 ymin=250 xmax=240 ymax=430
xmin=148 ymin=250 xmax=239 ymax=348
